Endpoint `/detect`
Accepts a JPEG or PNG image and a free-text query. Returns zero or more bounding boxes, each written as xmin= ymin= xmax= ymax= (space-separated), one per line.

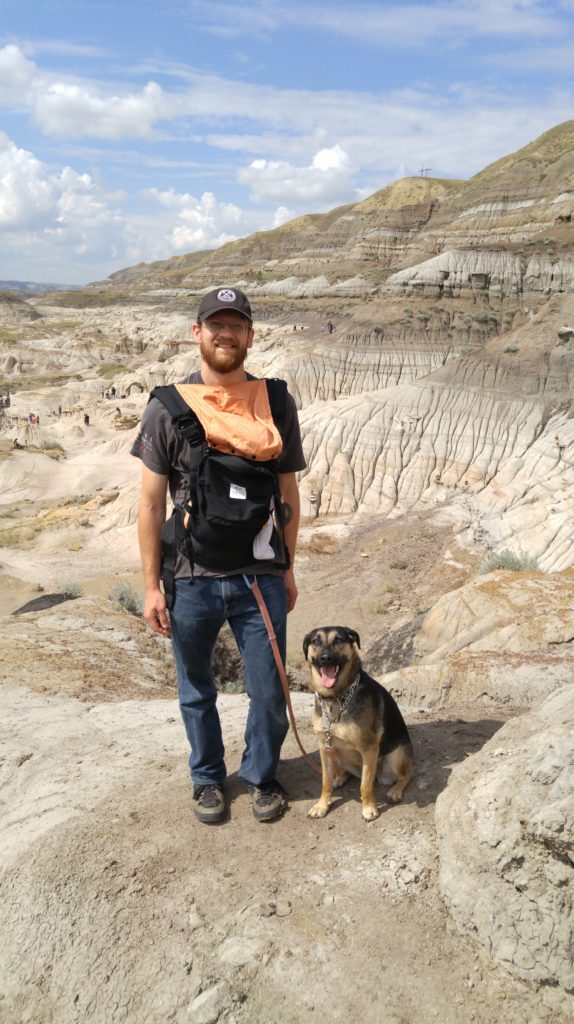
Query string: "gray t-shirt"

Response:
xmin=130 ymin=371 xmax=306 ymax=578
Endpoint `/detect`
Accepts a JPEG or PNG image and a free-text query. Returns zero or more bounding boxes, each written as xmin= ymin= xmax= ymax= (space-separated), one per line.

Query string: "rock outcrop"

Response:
xmin=369 ymin=570 xmax=574 ymax=709
xmin=386 ymin=250 xmax=574 ymax=301
xmin=436 ymin=685 xmax=574 ymax=1015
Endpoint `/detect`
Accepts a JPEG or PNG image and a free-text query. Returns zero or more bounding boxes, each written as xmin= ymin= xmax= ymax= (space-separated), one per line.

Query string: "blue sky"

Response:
xmin=0 ymin=0 xmax=573 ymax=284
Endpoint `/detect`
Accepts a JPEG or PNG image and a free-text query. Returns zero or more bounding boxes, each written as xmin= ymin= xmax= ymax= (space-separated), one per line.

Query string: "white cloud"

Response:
xmin=144 ymin=187 xmax=251 ymax=250
xmin=34 ymin=80 xmax=172 ymax=140
xmin=185 ymin=0 xmax=563 ymax=47
xmin=273 ymin=206 xmax=295 ymax=227
xmin=0 ymin=44 xmax=175 ymax=140
xmin=143 ymin=186 xmax=294 ymax=252
xmin=0 ymin=132 xmax=59 ymax=228
xmin=0 ymin=131 xmax=133 ymax=278
xmin=237 ymin=145 xmax=356 ymax=207
xmin=484 ymin=41 xmax=574 ymax=72
xmin=0 ymin=44 xmax=36 ymax=107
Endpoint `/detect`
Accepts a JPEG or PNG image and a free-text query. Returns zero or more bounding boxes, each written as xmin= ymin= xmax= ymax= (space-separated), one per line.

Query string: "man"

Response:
xmin=131 ymin=286 xmax=305 ymax=824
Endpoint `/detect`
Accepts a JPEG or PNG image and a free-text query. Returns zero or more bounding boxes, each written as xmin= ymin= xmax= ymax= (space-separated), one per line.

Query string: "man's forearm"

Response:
xmin=138 ymin=503 xmax=166 ymax=591
xmin=280 ymin=474 xmax=300 ymax=565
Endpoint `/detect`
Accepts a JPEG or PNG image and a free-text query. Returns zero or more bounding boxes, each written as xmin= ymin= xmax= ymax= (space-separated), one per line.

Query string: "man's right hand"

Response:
xmin=143 ymin=588 xmax=171 ymax=637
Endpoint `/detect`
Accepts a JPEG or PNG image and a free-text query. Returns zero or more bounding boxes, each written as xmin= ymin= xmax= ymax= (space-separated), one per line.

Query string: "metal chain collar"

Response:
xmin=316 ymin=673 xmax=361 ymax=749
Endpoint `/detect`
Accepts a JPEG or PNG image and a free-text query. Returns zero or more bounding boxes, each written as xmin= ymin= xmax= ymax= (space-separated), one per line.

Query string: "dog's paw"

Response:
xmin=308 ymin=801 xmax=330 ymax=818
xmin=361 ymin=804 xmax=380 ymax=821
xmin=333 ymin=770 xmax=350 ymax=790
xmin=386 ymin=783 xmax=405 ymax=803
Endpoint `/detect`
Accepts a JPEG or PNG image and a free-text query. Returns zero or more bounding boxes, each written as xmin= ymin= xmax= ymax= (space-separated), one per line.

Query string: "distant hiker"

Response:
xmin=58 ymin=405 xmax=62 ymax=417
xmin=110 ymin=385 xmax=116 ymax=397
xmin=327 ymin=321 xmax=334 ymax=335
xmin=132 ymin=286 xmax=305 ymax=825
xmin=84 ymin=413 xmax=90 ymax=427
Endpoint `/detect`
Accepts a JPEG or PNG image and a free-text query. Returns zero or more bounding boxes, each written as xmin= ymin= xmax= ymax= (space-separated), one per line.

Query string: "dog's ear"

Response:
xmin=303 ymin=630 xmax=316 ymax=659
xmin=344 ymin=628 xmax=361 ymax=649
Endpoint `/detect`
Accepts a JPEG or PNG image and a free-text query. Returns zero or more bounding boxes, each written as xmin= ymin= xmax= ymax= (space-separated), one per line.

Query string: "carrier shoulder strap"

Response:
xmin=264 ymin=378 xmax=288 ymax=443
xmin=150 ymin=384 xmax=205 ymax=444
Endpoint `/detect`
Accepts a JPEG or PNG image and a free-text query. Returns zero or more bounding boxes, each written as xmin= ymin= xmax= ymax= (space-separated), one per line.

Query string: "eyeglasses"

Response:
xmin=202 ymin=319 xmax=249 ymax=336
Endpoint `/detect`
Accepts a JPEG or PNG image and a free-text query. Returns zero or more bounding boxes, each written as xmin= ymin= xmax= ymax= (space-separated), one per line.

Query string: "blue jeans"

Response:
xmin=169 ymin=574 xmax=289 ymax=788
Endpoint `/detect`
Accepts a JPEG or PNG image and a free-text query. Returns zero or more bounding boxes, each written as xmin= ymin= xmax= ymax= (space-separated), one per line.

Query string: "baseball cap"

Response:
xmin=197 ymin=286 xmax=252 ymax=323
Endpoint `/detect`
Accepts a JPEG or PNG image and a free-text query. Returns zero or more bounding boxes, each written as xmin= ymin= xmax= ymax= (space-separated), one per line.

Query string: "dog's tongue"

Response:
xmin=320 ymin=665 xmax=337 ymax=689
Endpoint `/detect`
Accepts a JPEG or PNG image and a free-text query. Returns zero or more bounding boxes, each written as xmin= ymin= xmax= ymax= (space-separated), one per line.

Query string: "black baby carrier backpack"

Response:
xmin=150 ymin=378 xmax=291 ymax=607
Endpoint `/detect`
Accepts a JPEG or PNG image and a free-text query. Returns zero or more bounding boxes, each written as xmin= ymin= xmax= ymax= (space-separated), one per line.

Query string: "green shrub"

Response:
xmin=221 ymin=680 xmax=246 ymax=694
xmin=479 ymin=549 xmax=540 ymax=575
xmin=109 ymin=580 xmax=144 ymax=615
xmin=58 ymin=578 xmax=82 ymax=598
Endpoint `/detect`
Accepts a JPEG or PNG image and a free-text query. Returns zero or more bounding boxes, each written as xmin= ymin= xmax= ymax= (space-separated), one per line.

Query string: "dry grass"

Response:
xmin=299 ymin=530 xmax=343 ymax=556
xmin=0 ymin=503 xmax=93 ymax=548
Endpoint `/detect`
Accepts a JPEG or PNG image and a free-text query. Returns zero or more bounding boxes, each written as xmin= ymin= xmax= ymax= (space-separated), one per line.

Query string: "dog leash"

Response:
xmin=243 ymin=575 xmax=322 ymax=776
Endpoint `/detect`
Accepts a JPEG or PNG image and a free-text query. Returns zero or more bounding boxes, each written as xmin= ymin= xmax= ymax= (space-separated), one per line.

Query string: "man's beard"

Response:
xmin=200 ymin=338 xmax=246 ymax=374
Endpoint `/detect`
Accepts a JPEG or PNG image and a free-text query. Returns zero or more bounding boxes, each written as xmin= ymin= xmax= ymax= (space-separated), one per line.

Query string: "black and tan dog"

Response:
xmin=303 ymin=626 xmax=414 ymax=821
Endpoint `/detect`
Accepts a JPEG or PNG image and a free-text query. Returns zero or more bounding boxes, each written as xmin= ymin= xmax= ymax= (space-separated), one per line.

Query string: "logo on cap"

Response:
xmin=217 ymin=288 xmax=236 ymax=302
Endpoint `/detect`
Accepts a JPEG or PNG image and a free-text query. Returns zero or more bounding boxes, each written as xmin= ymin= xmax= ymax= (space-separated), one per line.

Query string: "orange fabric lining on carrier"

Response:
xmin=175 ymin=380 xmax=283 ymax=459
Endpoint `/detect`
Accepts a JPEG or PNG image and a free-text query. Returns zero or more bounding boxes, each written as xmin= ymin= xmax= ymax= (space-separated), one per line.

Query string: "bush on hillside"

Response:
xmin=479 ymin=549 xmax=541 ymax=575
xmin=58 ymin=579 xmax=83 ymax=598
xmin=109 ymin=581 xmax=144 ymax=616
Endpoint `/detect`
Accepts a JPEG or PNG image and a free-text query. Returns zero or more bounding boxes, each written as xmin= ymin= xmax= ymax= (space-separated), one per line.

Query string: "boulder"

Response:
xmin=435 ymin=685 xmax=574 ymax=1014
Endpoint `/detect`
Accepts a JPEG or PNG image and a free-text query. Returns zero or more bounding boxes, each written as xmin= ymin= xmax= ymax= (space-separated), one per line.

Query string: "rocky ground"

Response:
xmin=1 ymin=516 xmax=571 ymax=1024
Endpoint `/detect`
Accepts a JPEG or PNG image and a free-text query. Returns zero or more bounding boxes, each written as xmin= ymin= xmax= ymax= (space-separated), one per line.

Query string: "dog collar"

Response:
xmin=317 ymin=672 xmax=360 ymax=748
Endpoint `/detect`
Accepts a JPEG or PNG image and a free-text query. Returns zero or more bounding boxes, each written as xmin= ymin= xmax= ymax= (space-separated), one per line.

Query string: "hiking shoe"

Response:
xmin=192 ymin=784 xmax=226 ymax=824
xmin=248 ymin=780 xmax=287 ymax=822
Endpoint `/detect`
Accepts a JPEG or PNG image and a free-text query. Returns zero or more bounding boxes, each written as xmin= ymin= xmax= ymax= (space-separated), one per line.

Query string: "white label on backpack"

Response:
xmin=229 ymin=483 xmax=247 ymax=500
